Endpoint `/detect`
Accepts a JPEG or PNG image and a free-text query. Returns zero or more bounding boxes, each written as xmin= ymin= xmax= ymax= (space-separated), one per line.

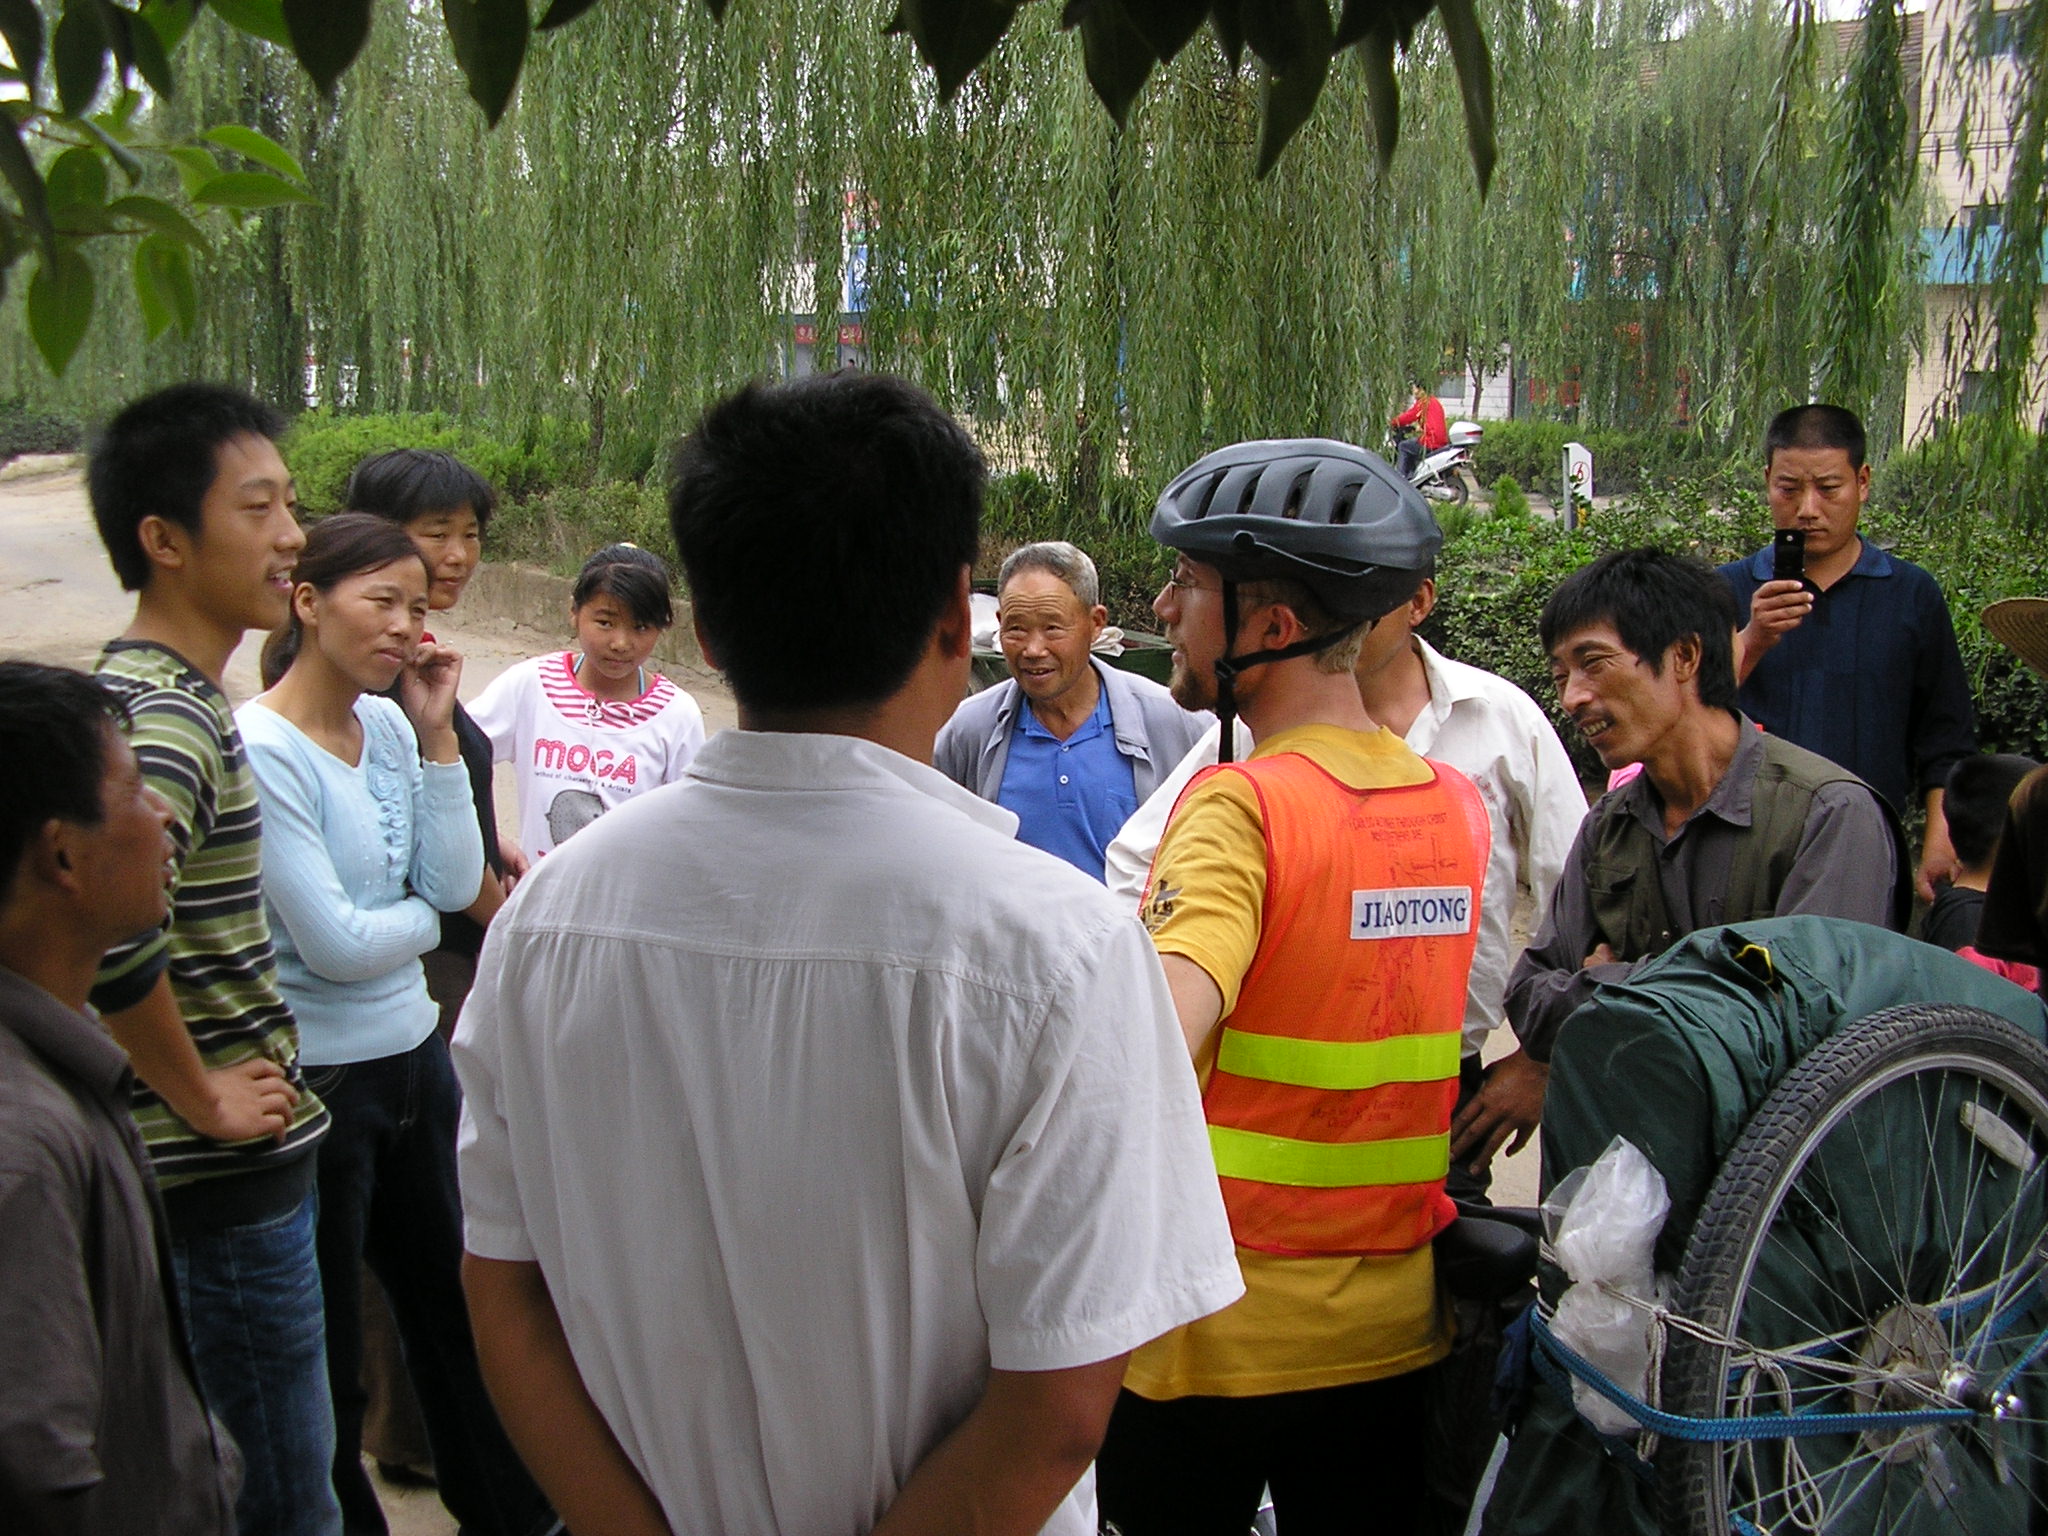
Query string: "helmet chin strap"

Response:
xmin=1210 ymin=577 xmax=1365 ymax=765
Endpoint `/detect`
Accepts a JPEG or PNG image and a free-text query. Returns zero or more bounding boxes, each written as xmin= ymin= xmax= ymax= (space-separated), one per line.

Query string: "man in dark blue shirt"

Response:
xmin=1720 ymin=404 xmax=1976 ymax=901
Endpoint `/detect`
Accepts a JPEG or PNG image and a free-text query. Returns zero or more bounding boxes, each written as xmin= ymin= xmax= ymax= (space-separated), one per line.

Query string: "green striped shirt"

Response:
xmin=91 ymin=642 xmax=329 ymax=1190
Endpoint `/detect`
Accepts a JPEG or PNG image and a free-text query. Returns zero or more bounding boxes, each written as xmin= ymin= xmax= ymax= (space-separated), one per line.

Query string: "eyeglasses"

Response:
xmin=1164 ymin=564 xmax=1220 ymax=594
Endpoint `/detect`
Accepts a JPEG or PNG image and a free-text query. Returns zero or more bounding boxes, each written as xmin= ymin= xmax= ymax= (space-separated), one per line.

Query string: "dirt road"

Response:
xmin=0 ymin=459 xmax=738 ymax=768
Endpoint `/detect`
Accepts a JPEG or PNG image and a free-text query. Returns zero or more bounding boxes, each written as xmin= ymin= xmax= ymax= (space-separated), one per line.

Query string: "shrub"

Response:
xmin=1490 ymin=475 xmax=1531 ymax=522
xmin=1468 ymin=420 xmax=1743 ymax=498
xmin=1871 ymin=417 xmax=2048 ymax=528
xmin=0 ymin=399 xmax=84 ymax=461
xmin=283 ymin=410 xmax=589 ymax=515
xmin=1426 ymin=477 xmax=2048 ymax=776
xmin=488 ymin=480 xmax=674 ymax=576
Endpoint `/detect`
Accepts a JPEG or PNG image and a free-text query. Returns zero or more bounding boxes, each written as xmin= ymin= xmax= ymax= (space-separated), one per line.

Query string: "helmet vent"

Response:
xmin=1191 ymin=469 xmax=1226 ymax=520
xmin=1330 ymin=484 xmax=1360 ymax=525
xmin=1281 ymin=469 xmax=1313 ymax=520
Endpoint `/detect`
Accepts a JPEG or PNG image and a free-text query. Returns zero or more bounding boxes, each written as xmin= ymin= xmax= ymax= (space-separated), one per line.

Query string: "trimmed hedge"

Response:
xmin=283 ymin=410 xmax=587 ymax=516
xmin=1467 ymin=420 xmax=1745 ymax=498
xmin=0 ymin=399 xmax=84 ymax=461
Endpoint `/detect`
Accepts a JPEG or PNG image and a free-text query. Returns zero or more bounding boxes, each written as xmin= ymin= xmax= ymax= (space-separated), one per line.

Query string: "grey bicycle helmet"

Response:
xmin=1151 ymin=438 xmax=1440 ymax=623
xmin=1152 ymin=438 xmax=1440 ymax=761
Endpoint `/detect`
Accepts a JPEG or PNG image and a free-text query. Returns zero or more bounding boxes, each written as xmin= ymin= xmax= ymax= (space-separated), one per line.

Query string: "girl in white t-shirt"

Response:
xmin=469 ymin=542 xmax=705 ymax=862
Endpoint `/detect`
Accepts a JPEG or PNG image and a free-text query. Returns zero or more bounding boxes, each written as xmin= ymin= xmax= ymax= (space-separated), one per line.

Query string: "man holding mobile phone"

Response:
xmin=1720 ymin=404 xmax=1976 ymax=902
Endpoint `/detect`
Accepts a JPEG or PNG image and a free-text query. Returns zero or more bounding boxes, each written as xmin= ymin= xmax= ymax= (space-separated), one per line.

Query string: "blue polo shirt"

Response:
xmin=996 ymin=689 xmax=1139 ymax=880
xmin=1720 ymin=539 xmax=1976 ymax=812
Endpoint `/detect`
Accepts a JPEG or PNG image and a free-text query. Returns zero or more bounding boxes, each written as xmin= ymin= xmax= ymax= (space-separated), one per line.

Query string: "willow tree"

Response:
xmin=0 ymin=0 xmax=2035 ymax=489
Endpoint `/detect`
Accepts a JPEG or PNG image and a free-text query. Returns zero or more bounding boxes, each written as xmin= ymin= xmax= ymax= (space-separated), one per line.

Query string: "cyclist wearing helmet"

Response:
xmin=1096 ymin=440 xmax=1491 ymax=1535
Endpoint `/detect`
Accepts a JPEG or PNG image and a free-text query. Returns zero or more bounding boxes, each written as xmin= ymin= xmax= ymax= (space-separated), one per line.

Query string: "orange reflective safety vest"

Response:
xmin=1182 ymin=751 xmax=1489 ymax=1259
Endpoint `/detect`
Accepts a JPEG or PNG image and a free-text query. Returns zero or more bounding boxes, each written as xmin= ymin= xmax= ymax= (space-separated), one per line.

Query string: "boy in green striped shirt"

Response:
xmin=88 ymin=385 xmax=341 ymax=1536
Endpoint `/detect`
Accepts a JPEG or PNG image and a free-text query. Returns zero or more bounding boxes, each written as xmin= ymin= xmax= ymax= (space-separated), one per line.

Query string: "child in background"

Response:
xmin=1925 ymin=752 xmax=2040 ymax=989
xmin=468 ymin=542 xmax=705 ymax=860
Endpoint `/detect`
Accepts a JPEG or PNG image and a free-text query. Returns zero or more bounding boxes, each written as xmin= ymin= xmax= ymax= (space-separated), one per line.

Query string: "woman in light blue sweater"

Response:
xmin=239 ymin=514 xmax=552 ymax=1536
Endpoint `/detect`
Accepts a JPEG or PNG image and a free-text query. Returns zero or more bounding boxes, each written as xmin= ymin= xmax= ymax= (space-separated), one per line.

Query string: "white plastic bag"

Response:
xmin=1543 ymin=1135 xmax=1671 ymax=1435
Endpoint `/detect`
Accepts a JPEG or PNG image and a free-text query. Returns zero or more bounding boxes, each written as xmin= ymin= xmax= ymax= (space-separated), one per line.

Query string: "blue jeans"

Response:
xmin=308 ymin=1032 xmax=555 ymax=1536
xmin=172 ymin=1188 xmax=345 ymax=1536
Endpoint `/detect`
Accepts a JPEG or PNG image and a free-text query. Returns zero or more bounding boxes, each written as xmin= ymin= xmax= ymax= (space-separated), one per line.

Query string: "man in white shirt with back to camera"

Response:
xmin=1107 ymin=564 xmax=1586 ymax=1194
xmin=453 ymin=372 xmax=1243 ymax=1536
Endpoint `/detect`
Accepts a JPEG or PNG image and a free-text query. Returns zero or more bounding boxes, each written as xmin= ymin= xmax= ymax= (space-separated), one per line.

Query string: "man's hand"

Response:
xmin=188 ymin=1057 xmax=301 ymax=1144
xmin=106 ymin=976 xmax=299 ymax=1145
xmin=1449 ymin=1049 xmax=1549 ymax=1171
xmin=1584 ymin=942 xmax=1619 ymax=968
xmin=1917 ymin=789 xmax=1958 ymax=904
xmin=1735 ymin=578 xmax=1814 ymax=682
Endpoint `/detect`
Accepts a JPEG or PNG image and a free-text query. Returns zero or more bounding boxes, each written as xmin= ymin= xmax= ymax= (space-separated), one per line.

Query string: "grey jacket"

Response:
xmin=933 ymin=659 xmax=1213 ymax=806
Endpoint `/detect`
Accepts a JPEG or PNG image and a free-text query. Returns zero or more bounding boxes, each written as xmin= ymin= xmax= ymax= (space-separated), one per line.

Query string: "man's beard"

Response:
xmin=1169 ymin=658 xmax=1215 ymax=713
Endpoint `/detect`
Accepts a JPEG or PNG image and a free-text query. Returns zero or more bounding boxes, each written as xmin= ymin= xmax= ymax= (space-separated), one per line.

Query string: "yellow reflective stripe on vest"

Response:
xmin=1208 ymin=1125 xmax=1451 ymax=1189
xmin=1215 ymin=1027 xmax=1461 ymax=1092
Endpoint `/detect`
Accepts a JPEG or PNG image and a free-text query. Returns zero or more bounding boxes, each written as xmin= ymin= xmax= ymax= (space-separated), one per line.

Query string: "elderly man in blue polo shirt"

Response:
xmin=935 ymin=541 xmax=1210 ymax=880
xmin=1721 ymin=403 xmax=1976 ymax=901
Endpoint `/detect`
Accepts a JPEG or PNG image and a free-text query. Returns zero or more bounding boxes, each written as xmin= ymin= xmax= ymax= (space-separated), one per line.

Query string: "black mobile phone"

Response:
xmin=1772 ymin=527 xmax=1806 ymax=584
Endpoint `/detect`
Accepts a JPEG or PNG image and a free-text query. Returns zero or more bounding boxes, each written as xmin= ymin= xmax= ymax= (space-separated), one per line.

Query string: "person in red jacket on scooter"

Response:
xmin=1392 ymin=383 xmax=1448 ymax=478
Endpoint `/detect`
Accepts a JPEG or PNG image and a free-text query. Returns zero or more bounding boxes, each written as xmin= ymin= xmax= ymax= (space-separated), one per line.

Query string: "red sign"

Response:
xmin=793 ymin=322 xmax=817 ymax=346
xmin=839 ymin=323 xmax=864 ymax=347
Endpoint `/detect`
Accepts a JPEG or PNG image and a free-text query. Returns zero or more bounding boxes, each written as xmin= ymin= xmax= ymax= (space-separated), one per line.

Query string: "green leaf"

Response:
xmin=892 ymin=0 xmax=1018 ymax=101
xmin=203 ymin=123 xmax=305 ymax=182
xmin=44 ymin=145 xmax=107 ymax=210
xmin=1432 ymin=0 xmax=1494 ymax=196
xmin=442 ymin=0 xmax=530 ymax=125
xmin=1352 ymin=24 xmax=1399 ymax=172
xmin=1249 ymin=0 xmax=1332 ymax=177
xmin=536 ymin=0 xmax=600 ymax=27
xmin=1067 ymin=1 xmax=1155 ymax=127
xmin=1120 ymin=0 xmax=1206 ymax=62
xmin=53 ymin=1 xmax=108 ymax=114
xmin=1241 ymin=0 xmax=1327 ymax=74
xmin=133 ymin=231 xmax=196 ymax=338
xmin=94 ymin=85 xmax=141 ymax=129
xmin=140 ymin=0 xmax=198 ymax=56
xmin=190 ymin=168 xmax=317 ymax=207
xmin=164 ymin=142 xmax=217 ymax=195
xmin=1332 ymin=0 xmax=1373 ymax=50
xmin=207 ymin=0 xmax=292 ymax=48
xmin=0 ymin=107 xmax=53 ymax=251
xmin=78 ymin=115 xmax=144 ymax=183
xmin=283 ymin=0 xmax=371 ymax=93
xmin=27 ymin=242 xmax=93 ymax=373
xmin=129 ymin=6 xmax=175 ymax=96
xmin=109 ymin=191 xmax=207 ymax=246
xmin=0 ymin=0 xmax=45 ymax=95
xmin=91 ymin=0 xmax=136 ymax=79
xmin=1208 ymin=0 xmax=1244 ymax=71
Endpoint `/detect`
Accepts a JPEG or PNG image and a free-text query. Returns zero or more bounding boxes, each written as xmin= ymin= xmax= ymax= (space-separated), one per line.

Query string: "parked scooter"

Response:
xmin=1391 ymin=420 xmax=1483 ymax=507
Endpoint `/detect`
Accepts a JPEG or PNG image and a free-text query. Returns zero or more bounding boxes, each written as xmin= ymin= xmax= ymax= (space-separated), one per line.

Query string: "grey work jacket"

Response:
xmin=932 ymin=659 xmax=1213 ymax=806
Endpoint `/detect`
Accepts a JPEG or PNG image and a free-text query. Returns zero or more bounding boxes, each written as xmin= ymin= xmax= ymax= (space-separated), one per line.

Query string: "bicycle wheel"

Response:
xmin=1659 ymin=1004 xmax=2048 ymax=1536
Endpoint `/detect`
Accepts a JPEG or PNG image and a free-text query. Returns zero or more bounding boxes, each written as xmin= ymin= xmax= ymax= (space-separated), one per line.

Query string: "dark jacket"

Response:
xmin=0 ymin=966 xmax=238 ymax=1535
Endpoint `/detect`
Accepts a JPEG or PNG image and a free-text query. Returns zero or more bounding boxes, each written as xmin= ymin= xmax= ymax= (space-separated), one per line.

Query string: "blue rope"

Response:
xmin=1530 ymin=1312 xmax=1975 ymax=1444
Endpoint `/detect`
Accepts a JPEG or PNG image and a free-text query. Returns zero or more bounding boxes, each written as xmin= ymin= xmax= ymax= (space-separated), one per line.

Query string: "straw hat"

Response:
xmin=1983 ymin=597 xmax=2048 ymax=681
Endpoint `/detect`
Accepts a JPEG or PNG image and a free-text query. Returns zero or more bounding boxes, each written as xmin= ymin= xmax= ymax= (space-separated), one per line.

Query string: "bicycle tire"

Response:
xmin=1658 ymin=1003 xmax=2048 ymax=1536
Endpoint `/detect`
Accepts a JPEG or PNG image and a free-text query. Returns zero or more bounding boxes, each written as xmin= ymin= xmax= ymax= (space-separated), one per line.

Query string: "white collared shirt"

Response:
xmin=455 ymin=729 xmax=1241 ymax=1535
xmin=1104 ymin=640 xmax=1587 ymax=1054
